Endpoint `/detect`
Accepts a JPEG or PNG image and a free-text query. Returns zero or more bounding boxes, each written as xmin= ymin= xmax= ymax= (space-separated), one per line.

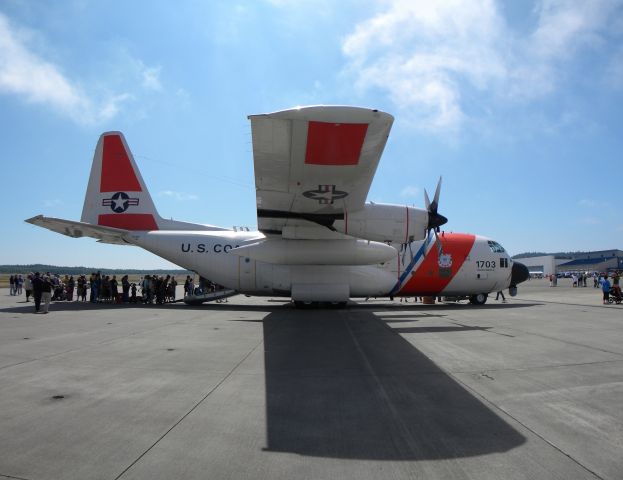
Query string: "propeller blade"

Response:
xmin=432 ymin=176 xmax=442 ymax=212
xmin=424 ymin=176 xmax=447 ymax=230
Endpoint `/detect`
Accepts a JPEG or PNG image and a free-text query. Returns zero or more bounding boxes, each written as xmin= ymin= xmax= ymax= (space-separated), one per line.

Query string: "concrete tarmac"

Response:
xmin=0 ymin=279 xmax=621 ymax=479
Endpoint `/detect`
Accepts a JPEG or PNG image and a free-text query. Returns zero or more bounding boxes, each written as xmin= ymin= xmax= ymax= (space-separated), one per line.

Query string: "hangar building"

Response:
xmin=515 ymin=250 xmax=623 ymax=276
xmin=516 ymin=256 xmax=565 ymax=276
xmin=556 ymin=249 xmax=623 ymax=274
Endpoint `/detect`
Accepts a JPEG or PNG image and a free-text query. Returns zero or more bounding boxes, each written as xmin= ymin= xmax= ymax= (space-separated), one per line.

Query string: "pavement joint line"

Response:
xmin=112 ymin=320 xmax=275 ymax=480
xmin=377 ymin=310 xmax=607 ymax=480
xmin=449 ymin=358 xmax=623 ymax=376
xmin=343 ymin=312 xmax=459 ymax=466
xmin=0 ymin=474 xmax=32 ymax=480
xmin=513 ymin=297 xmax=622 ymax=310
xmin=439 ymin=310 xmax=623 ymax=359
xmin=490 ymin=326 xmax=623 ymax=359
xmin=342 ymin=313 xmax=417 ymax=458
xmin=447 ymin=370 xmax=606 ymax=480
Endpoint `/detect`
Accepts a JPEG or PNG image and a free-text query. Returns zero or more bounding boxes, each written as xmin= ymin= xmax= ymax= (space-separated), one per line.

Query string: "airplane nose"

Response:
xmin=511 ymin=261 xmax=530 ymax=286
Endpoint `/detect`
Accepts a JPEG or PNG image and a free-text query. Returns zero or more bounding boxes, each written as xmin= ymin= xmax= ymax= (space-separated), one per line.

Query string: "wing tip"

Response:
xmin=249 ymin=105 xmax=394 ymax=122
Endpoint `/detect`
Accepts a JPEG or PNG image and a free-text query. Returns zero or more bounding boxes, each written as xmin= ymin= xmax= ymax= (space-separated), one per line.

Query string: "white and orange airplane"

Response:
xmin=27 ymin=106 xmax=528 ymax=306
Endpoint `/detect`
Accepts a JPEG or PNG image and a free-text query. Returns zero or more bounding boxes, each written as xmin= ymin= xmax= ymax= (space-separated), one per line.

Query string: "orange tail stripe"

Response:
xmin=100 ymin=135 xmax=142 ymax=192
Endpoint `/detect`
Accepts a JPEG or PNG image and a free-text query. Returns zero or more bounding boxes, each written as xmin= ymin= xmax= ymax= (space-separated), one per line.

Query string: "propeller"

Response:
xmin=424 ymin=177 xmax=448 ymax=258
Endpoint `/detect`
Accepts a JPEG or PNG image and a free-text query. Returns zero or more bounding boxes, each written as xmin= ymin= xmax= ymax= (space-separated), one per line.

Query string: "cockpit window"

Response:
xmin=488 ymin=240 xmax=505 ymax=253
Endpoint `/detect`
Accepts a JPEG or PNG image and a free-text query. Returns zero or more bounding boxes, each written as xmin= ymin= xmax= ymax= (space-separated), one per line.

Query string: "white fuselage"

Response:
xmin=129 ymin=229 xmax=515 ymax=301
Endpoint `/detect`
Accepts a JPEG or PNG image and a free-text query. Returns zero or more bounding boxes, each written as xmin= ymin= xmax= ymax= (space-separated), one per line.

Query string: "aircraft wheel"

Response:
xmin=469 ymin=293 xmax=488 ymax=305
xmin=293 ymin=300 xmax=317 ymax=309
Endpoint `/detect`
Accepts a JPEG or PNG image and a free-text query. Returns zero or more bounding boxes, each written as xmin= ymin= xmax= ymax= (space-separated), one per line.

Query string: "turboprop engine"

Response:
xmin=332 ymin=202 xmax=429 ymax=244
xmin=334 ymin=177 xmax=449 ymax=246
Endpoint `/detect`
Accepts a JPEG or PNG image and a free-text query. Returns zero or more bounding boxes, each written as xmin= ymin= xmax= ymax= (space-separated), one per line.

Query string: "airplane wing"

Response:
xmin=248 ymin=106 xmax=394 ymax=237
xmin=25 ymin=215 xmax=132 ymax=245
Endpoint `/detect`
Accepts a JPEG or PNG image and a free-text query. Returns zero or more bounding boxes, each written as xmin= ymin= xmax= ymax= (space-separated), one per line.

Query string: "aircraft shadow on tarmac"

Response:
xmin=260 ymin=309 xmax=526 ymax=460
xmin=0 ymin=299 xmax=542 ymax=314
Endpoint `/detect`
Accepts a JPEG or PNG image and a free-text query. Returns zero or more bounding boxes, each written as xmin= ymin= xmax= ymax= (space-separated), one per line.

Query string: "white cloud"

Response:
xmin=605 ymin=46 xmax=623 ymax=89
xmin=0 ymin=12 xmax=131 ymax=125
xmin=342 ymin=0 xmax=623 ymax=132
xmin=578 ymin=216 xmax=602 ymax=225
xmin=578 ymin=198 xmax=610 ymax=208
xmin=43 ymin=198 xmax=63 ymax=207
xmin=342 ymin=0 xmax=506 ymax=131
xmin=158 ymin=190 xmax=199 ymax=201
xmin=141 ymin=65 xmax=162 ymax=91
xmin=400 ymin=185 xmax=420 ymax=197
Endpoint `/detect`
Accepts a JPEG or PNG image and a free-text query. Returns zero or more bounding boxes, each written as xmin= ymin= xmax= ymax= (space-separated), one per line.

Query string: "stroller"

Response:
xmin=52 ymin=284 xmax=67 ymax=301
xmin=608 ymin=285 xmax=622 ymax=304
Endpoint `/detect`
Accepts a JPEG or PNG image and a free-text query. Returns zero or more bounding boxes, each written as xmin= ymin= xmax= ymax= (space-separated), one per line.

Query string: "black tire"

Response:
xmin=469 ymin=293 xmax=488 ymax=305
xmin=293 ymin=300 xmax=317 ymax=309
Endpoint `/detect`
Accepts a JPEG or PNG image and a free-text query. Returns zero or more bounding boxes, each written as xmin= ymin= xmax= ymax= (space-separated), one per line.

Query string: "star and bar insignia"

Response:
xmin=102 ymin=192 xmax=139 ymax=213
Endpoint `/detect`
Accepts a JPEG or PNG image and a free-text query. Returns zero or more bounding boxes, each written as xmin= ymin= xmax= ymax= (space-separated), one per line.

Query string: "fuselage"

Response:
xmin=130 ymin=229 xmax=516 ymax=299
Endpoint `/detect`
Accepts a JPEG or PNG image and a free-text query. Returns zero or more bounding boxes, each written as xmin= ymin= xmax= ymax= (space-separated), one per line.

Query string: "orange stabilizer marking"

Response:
xmin=98 ymin=214 xmax=158 ymax=231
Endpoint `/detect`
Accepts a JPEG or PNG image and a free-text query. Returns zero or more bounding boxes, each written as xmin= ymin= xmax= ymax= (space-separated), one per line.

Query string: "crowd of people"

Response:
xmin=183 ymin=276 xmax=229 ymax=302
xmin=9 ymin=272 xmax=186 ymax=313
xmin=550 ymin=270 xmax=622 ymax=304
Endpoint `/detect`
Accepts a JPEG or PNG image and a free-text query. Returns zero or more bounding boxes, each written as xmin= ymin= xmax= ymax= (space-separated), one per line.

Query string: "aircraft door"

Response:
xmin=238 ymin=256 xmax=256 ymax=292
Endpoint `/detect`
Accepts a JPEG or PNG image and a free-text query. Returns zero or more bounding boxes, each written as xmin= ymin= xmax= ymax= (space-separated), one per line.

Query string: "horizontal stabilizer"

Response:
xmin=25 ymin=215 xmax=132 ymax=245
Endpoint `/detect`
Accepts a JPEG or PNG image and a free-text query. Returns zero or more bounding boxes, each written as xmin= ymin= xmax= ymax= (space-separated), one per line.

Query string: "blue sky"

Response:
xmin=1 ymin=0 xmax=622 ymax=269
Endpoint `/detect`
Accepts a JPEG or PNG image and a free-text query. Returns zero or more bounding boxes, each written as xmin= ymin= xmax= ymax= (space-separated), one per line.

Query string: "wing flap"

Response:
xmin=25 ymin=215 xmax=132 ymax=245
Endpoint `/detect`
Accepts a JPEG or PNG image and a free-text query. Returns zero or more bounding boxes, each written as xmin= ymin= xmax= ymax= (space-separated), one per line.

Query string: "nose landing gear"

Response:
xmin=469 ymin=293 xmax=488 ymax=305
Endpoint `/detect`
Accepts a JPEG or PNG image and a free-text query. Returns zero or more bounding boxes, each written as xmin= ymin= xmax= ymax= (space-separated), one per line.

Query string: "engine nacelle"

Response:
xmin=333 ymin=203 xmax=428 ymax=244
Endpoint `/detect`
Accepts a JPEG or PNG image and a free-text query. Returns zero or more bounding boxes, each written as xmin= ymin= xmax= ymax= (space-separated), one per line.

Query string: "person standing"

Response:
xmin=600 ymin=275 xmax=611 ymax=305
xmin=184 ymin=275 xmax=191 ymax=296
xmin=41 ymin=275 xmax=53 ymax=313
xmin=110 ymin=275 xmax=119 ymax=303
xmin=32 ymin=272 xmax=43 ymax=313
xmin=24 ymin=274 xmax=33 ymax=302
xmin=9 ymin=275 xmax=15 ymax=295
xmin=495 ymin=290 xmax=506 ymax=302
xmin=121 ymin=275 xmax=130 ymax=303
xmin=80 ymin=275 xmax=88 ymax=301
xmin=89 ymin=273 xmax=96 ymax=302
xmin=66 ymin=276 xmax=75 ymax=301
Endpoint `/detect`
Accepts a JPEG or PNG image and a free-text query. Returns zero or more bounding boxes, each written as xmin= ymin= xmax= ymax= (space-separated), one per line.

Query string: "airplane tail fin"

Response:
xmin=81 ymin=132 xmax=225 ymax=232
xmin=81 ymin=132 xmax=162 ymax=230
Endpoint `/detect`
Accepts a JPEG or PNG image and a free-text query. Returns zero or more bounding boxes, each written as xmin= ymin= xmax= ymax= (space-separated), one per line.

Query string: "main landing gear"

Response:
xmin=469 ymin=293 xmax=488 ymax=305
